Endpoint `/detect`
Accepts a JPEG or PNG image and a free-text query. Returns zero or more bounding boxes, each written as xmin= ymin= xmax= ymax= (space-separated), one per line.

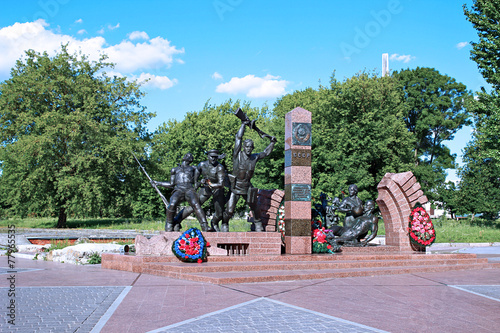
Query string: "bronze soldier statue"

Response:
xmin=173 ymin=149 xmax=228 ymax=232
xmin=153 ymin=153 xmax=209 ymax=232
xmin=221 ymin=110 xmax=276 ymax=232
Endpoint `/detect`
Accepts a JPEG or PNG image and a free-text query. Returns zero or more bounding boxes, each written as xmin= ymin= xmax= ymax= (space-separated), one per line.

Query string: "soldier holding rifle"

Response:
xmin=152 ymin=153 xmax=209 ymax=232
xmin=221 ymin=108 xmax=276 ymax=232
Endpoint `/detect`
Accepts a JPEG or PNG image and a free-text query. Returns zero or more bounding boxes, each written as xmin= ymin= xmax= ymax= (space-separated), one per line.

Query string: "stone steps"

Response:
xmin=142 ymin=262 xmax=497 ymax=285
xmin=142 ymin=252 xmax=479 ymax=262
xmin=102 ymin=252 xmax=500 ymax=284
xmin=144 ymin=257 xmax=487 ymax=274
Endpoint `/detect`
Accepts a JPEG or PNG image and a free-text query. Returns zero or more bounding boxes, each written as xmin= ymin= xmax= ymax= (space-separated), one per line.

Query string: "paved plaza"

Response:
xmin=1 ymin=251 xmax=500 ymax=333
xmin=0 ymin=286 xmax=129 ymax=332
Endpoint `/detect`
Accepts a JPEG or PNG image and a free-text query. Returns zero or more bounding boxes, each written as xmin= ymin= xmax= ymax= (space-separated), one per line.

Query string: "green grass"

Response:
xmin=377 ymin=219 xmax=385 ymax=236
xmin=0 ymin=217 xmax=252 ymax=232
xmin=1 ymin=216 xmax=499 ymax=243
xmin=433 ymin=217 xmax=500 ymax=243
xmin=49 ymin=239 xmax=73 ymax=251
xmin=87 ymin=252 xmax=102 ymax=265
xmin=0 ymin=217 xmax=162 ymax=230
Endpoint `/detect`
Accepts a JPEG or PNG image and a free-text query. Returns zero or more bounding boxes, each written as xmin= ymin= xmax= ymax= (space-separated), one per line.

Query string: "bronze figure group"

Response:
xmin=314 ymin=184 xmax=379 ymax=250
xmin=151 ymin=108 xmax=276 ymax=232
xmin=143 ymin=108 xmax=378 ymax=249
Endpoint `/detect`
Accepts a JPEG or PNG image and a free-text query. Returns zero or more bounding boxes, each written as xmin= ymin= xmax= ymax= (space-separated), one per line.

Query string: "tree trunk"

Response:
xmin=57 ymin=207 xmax=67 ymax=228
xmin=429 ymin=131 xmax=438 ymax=164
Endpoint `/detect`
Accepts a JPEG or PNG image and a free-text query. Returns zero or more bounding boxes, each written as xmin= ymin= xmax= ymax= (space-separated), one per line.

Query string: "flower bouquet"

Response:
xmin=408 ymin=203 xmax=436 ymax=247
xmin=172 ymin=228 xmax=208 ymax=263
xmin=312 ymin=227 xmax=336 ymax=253
xmin=277 ymin=202 xmax=285 ymax=244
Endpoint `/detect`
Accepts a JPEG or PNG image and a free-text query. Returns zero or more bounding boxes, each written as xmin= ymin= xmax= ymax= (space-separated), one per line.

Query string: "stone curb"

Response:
xmin=429 ymin=242 xmax=500 ymax=248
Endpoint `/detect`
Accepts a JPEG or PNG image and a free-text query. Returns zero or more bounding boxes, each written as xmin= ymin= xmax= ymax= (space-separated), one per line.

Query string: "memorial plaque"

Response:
xmin=285 ymin=149 xmax=312 ymax=167
xmin=292 ymin=122 xmax=312 ymax=146
xmin=291 ymin=184 xmax=311 ymax=201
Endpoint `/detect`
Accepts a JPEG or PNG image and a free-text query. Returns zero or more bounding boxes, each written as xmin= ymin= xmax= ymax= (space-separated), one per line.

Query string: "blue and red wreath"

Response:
xmin=172 ymin=228 xmax=208 ymax=263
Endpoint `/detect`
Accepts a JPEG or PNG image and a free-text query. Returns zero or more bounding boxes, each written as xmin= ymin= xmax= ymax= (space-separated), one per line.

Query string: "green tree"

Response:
xmin=151 ymin=100 xmax=262 ymax=178
xmin=460 ymin=0 xmax=500 ymax=219
xmin=464 ymin=0 xmax=500 ymax=168
xmin=464 ymin=0 xmax=500 ymax=91
xmin=393 ymin=67 xmax=471 ymax=200
xmin=435 ymin=181 xmax=461 ymax=219
xmin=0 ymin=46 xmax=153 ymax=227
xmin=273 ymin=72 xmax=415 ymax=201
xmin=458 ymin=142 xmax=500 ymax=219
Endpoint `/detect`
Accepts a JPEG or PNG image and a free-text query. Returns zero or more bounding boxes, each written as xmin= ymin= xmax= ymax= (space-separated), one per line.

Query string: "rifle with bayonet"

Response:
xmin=132 ymin=153 xmax=169 ymax=210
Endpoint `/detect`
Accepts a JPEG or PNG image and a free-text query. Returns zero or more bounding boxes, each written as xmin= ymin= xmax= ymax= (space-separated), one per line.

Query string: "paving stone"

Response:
xmin=148 ymin=298 xmax=387 ymax=333
xmin=451 ymin=285 xmax=500 ymax=302
xmin=0 ymin=286 xmax=126 ymax=332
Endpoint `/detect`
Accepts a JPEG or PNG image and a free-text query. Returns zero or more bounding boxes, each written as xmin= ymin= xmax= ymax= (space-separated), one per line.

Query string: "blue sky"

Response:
xmin=0 ymin=0 xmax=486 ymax=182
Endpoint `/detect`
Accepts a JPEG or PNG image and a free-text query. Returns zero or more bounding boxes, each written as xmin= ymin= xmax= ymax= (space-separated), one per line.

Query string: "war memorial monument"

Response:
xmin=102 ymin=107 xmax=490 ymax=284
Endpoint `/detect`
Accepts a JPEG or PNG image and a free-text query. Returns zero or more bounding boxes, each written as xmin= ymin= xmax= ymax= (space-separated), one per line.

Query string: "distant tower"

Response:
xmin=382 ymin=53 xmax=389 ymax=77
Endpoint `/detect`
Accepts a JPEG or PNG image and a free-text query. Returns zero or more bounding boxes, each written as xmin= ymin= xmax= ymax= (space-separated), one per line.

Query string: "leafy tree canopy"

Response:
xmin=393 ymin=67 xmax=471 ymax=201
xmin=274 ymin=72 xmax=415 ymax=202
xmin=459 ymin=0 xmax=500 ymax=219
xmin=458 ymin=140 xmax=500 ymax=219
xmin=0 ymin=45 xmax=154 ymax=226
xmin=393 ymin=67 xmax=471 ymax=165
xmin=464 ymin=0 xmax=500 ymax=90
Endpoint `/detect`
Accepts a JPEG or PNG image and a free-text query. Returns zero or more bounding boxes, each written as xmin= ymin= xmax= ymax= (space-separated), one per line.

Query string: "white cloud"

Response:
xmin=75 ymin=19 xmax=83 ymax=24
xmin=0 ymin=20 xmax=184 ymax=83
xmin=107 ymin=71 xmax=177 ymax=90
xmin=98 ymin=23 xmax=120 ymax=35
xmin=212 ymin=72 xmax=223 ymax=80
xmin=77 ymin=29 xmax=87 ymax=35
xmin=456 ymin=41 xmax=469 ymax=50
xmin=389 ymin=53 xmax=415 ymax=63
xmin=216 ymin=74 xmax=289 ymax=98
xmin=128 ymin=31 xmax=149 ymax=40
xmin=104 ymin=37 xmax=184 ymax=72
xmin=134 ymin=73 xmax=178 ymax=89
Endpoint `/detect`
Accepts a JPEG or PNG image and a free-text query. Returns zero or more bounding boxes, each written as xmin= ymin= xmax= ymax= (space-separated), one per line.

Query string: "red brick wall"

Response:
xmin=248 ymin=189 xmax=285 ymax=232
xmin=376 ymin=171 xmax=428 ymax=251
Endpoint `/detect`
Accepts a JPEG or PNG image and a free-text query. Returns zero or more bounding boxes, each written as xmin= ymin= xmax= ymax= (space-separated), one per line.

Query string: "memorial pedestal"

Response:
xmin=284 ymin=107 xmax=312 ymax=254
xmin=284 ymin=236 xmax=311 ymax=254
xmin=135 ymin=231 xmax=282 ymax=257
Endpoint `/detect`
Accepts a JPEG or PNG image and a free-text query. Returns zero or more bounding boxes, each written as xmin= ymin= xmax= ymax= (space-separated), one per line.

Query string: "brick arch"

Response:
xmin=376 ymin=171 xmax=428 ymax=251
xmin=248 ymin=189 xmax=285 ymax=232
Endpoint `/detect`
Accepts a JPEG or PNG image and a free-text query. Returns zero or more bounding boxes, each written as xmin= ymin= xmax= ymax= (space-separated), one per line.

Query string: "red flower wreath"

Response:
xmin=408 ymin=203 xmax=436 ymax=247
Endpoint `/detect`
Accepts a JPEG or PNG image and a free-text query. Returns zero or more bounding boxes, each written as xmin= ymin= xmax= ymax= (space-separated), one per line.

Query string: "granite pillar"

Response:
xmin=284 ymin=107 xmax=312 ymax=254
